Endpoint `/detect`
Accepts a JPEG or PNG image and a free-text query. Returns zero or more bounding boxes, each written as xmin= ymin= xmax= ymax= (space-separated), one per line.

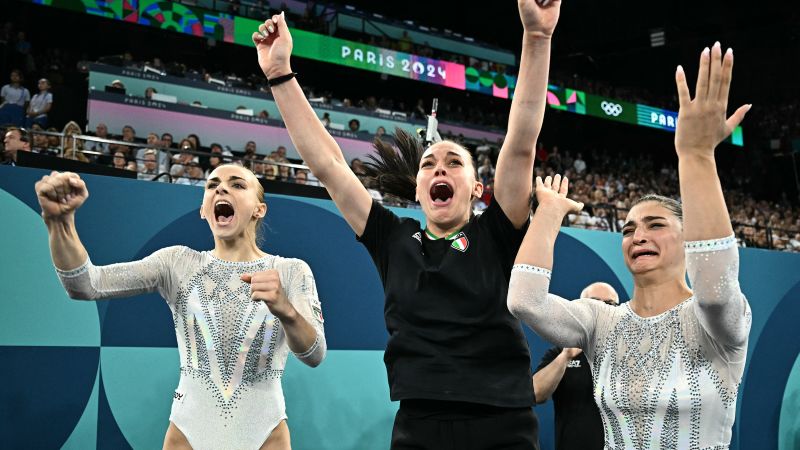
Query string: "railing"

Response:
xmin=5 ymin=127 xmax=797 ymax=252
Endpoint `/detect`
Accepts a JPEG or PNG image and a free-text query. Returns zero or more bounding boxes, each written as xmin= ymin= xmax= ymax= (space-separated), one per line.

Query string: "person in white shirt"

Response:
xmin=0 ymin=69 xmax=30 ymax=126
xmin=25 ymin=78 xmax=53 ymax=128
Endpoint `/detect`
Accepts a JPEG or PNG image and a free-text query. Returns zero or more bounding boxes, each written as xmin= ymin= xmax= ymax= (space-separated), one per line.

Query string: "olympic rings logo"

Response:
xmin=601 ymin=101 xmax=623 ymax=117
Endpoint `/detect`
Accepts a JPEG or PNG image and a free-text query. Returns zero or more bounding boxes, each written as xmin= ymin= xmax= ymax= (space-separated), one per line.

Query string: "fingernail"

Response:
xmin=281 ymin=11 xmax=285 ymax=18
xmin=702 ymin=47 xmax=710 ymax=56
xmin=713 ymin=41 xmax=721 ymax=49
xmin=676 ymin=65 xmax=684 ymax=74
xmin=273 ymin=16 xmax=279 ymax=24
xmin=267 ymin=25 xmax=274 ymax=33
xmin=726 ymin=48 xmax=733 ymax=56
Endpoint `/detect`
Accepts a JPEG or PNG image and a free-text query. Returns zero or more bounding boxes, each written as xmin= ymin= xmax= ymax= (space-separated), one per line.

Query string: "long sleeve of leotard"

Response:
xmin=55 ymin=246 xmax=183 ymax=302
xmin=507 ymin=265 xmax=601 ymax=351
xmin=284 ymin=259 xmax=327 ymax=367
xmin=686 ymin=234 xmax=751 ymax=348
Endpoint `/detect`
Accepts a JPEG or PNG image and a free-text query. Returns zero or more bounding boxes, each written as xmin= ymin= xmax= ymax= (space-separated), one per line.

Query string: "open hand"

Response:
xmin=241 ymin=269 xmax=295 ymax=320
xmin=674 ymin=42 xmax=751 ymax=158
xmin=34 ymin=171 xmax=88 ymax=220
xmin=535 ymin=174 xmax=583 ymax=217
xmin=252 ymin=12 xmax=293 ymax=80
xmin=519 ymin=0 xmax=562 ymax=38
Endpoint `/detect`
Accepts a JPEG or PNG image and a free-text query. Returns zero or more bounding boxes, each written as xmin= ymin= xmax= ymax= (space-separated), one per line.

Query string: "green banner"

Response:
xmin=586 ymin=95 xmax=637 ymax=125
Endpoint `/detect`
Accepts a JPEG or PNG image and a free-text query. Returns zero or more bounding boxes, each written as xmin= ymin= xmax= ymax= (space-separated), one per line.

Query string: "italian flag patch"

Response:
xmin=450 ymin=232 xmax=469 ymax=252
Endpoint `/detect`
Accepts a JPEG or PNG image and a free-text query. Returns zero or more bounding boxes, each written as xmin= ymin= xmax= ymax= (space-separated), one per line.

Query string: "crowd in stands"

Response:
xmin=2 ymin=13 xmax=798 ymax=252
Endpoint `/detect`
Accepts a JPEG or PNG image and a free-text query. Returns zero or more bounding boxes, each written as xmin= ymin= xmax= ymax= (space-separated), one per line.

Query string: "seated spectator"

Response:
xmin=61 ymin=121 xmax=87 ymax=161
xmin=2 ymin=126 xmax=30 ymax=165
xmin=24 ymin=78 xmax=52 ymax=128
xmin=138 ymin=149 xmax=164 ymax=181
xmin=348 ymin=119 xmax=360 ymax=132
xmin=111 ymin=150 xmax=127 ymax=170
xmin=30 ymin=123 xmax=50 ymax=153
xmin=295 ymin=169 xmax=309 ymax=185
xmin=0 ymin=69 xmax=30 ymax=126
xmin=90 ymin=122 xmax=111 ymax=158
xmin=144 ymin=86 xmax=157 ymax=100
xmin=170 ymin=138 xmax=196 ymax=179
xmin=175 ymin=161 xmax=205 ymax=186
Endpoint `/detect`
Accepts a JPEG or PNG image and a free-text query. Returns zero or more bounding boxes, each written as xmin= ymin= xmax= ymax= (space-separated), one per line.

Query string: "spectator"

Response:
xmin=295 ymin=169 xmax=308 ymax=185
xmin=320 ymin=112 xmax=330 ymax=127
xmin=90 ymin=122 xmax=111 ymax=158
xmin=138 ymin=149 xmax=164 ymax=181
xmin=161 ymin=132 xmax=174 ymax=150
xmin=144 ymin=86 xmax=157 ymax=100
xmin=2 ymin=126 xmax=30 ymax=164
xmin=61 ymin=121 xmax=87 ymax=161
xmin=175 ymin=161 xmax=205 ymax=186
xmin=24 ymin=78 xmax=52 ymax=128
xmin=573 ymin=152 xmax=587 ymax=174
xmin=348 ymin=118 xmax=360 ymax=132
xmin=30 ymin=124 xmax=49 ymax=153
xmin=375 ymin=126 xmax=386 ymax=138
xmin=111 ymin=150 xmax=127 ymax=170
xmin=170 ymin=138 xmax=196 ymax=179
xmin=0 ymin=69 xmax=29 ymax=126
xmin=477 ymin=157 xmax=495 ymax=185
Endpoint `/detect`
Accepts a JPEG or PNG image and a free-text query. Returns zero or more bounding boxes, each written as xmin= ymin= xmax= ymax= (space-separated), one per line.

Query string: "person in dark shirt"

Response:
xmin=533 ymin=282 xmax=619 ymax=450
xmin=252 ymin=1 xmax=563 ymax=447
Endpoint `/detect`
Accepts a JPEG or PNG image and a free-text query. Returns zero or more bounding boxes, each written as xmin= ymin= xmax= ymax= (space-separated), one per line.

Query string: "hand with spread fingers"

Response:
xmin=35 ymin=171 xmax=89 ymax=220
xmin=519 ymin=0 xmax=562 ymax=39
xmin=535 ymin=174 xmax=584 ymax=218
xmin=674 ymin=42 xmax=751 ymax=159
xmin=252 ymin=12 xmax=293 ymax=80
xmin=241 ymin=270 xmax=296 ymax=321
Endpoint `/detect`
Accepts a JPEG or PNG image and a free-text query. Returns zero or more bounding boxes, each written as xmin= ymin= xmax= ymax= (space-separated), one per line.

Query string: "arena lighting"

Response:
xmin=650 ymin=29 xmax=666 ymax=47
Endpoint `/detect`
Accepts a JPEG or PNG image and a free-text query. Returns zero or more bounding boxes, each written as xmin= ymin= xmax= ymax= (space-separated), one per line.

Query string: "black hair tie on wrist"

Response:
xmin=267 ymin=72 xmax=297 ymax=88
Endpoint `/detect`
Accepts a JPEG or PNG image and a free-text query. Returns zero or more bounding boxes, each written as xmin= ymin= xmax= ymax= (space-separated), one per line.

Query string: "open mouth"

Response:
xmin=632 ymin=250 xmax=659 ymax=260
xmin=214 ymin=200 xmax=235 ymax=225
xmin=429 ymin=182 xmax=454 ymax=206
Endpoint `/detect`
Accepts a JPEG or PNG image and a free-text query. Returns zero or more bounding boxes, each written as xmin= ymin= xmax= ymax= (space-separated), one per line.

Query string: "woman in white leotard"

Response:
xmin=35 ymin=164 xmax=326 ymax=450
xmin=507 ymin=42 xmax=752 ymax=449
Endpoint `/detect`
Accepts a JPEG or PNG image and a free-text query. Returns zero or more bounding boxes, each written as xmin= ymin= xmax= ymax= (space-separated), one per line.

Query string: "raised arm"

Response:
xmin=35 ymin=171 xmax=173 ymax=300
xmin=494 ymin=0 xmax=561 ymax=227
xmin=508 ymin=175 xmax=596 ymax=349
xmin=674 ymin=43 xmax=752 ymax=346
xmin=252 ymin=13 xmax=372 ymax=236
xmin=36 ymin=171 xmax=91 ymax=271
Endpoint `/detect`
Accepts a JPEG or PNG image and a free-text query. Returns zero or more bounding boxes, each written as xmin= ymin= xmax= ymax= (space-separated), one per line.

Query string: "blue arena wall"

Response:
xmin=0 ymin=166 xmax=798 ymax=449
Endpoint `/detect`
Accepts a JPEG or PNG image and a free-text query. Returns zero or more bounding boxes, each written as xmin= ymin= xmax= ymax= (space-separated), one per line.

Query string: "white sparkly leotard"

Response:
xmin=56 ymin=246 xmax=326 ymax=450
xmin=508 ymin=235 xmax=751 ymax=450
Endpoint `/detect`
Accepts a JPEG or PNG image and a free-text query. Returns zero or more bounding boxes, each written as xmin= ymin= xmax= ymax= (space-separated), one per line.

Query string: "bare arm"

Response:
xmin=494 ymin=0 xmax=561 ymax=227
xmin=253 ymin=13 xmax=372 ymax=236
xmin=533 ymin=349 xmax=577 ymax=403
xmin=508 ymin=175 xmax=596 ymax=348
xmin=36 ymin=172 xmax=90 ymax=271
xmin=674 ymin=43 xmax=752 ymax=346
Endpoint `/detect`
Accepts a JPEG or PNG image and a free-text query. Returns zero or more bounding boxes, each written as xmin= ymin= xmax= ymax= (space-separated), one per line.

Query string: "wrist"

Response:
xmin=523 ymin=31 xmax=553 ymax=43
xmin=275 ymin=303 xmax=299 ymax=324
xmin=44 ymin=213 xmax=76 ymax=229
xmin=265 ymin=65 xmax=293 ymax=81
xmin=677 ymin=151 xmax=716 ymax=163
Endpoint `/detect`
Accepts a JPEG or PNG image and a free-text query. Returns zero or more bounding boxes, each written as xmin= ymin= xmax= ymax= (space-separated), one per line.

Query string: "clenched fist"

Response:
xmin=35 ymin=171 xmax=89 ymax=220
xmin=241 ymin=269 xmax=296 ymax=321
